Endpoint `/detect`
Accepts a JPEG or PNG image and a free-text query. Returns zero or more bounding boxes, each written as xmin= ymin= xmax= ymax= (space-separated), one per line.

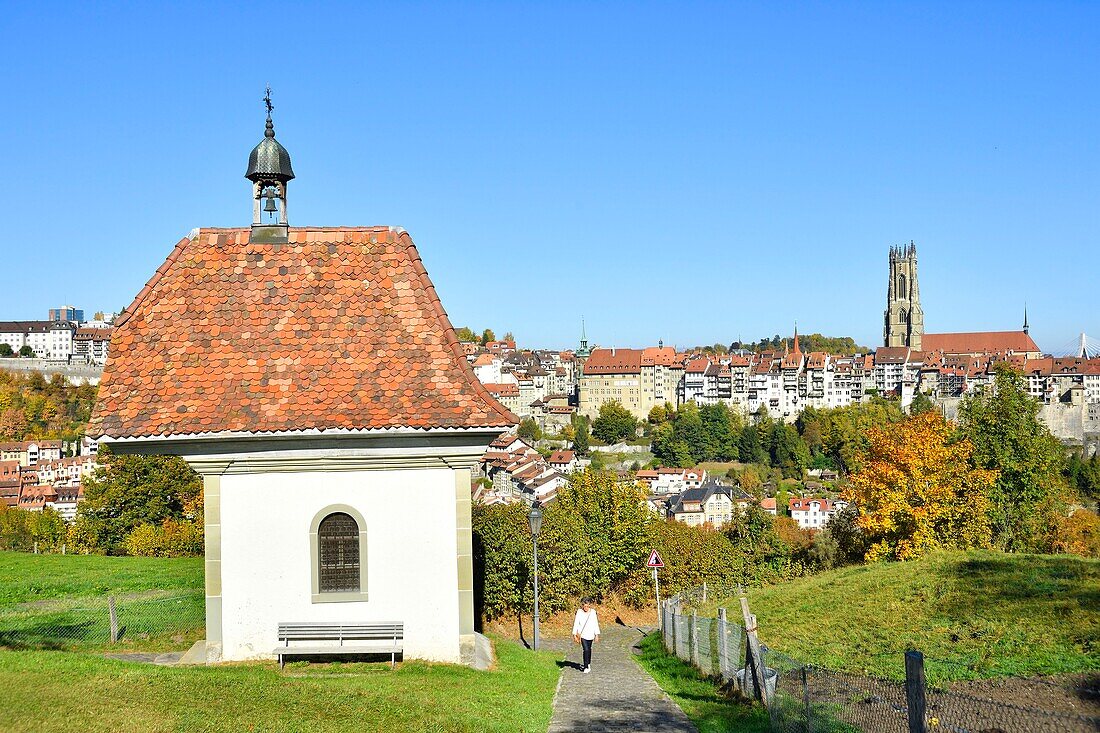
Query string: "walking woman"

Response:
xmin=572 ymin=597 xmax=601 ymax=673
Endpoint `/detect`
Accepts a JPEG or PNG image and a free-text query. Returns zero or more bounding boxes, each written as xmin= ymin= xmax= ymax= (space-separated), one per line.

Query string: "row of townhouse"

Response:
xmin=0 ymin=321 xmax=113 ymax=364
xmin=471 ymin=348 xmax=579 ymax=428
xmin=0 ymin=440 xmax=63 ymax=466
xmin=577 ymin=328 xmax=1074 ymax=423
xmin=0 ymin=455 xmax=96 ymax=521
xmin=474 ymin=435 xmax=579 ymax=506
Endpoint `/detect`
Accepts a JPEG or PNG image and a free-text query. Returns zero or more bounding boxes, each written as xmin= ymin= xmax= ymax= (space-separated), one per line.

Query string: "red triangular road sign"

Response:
xmin=646 ymin=550 xmax=664 ymax=568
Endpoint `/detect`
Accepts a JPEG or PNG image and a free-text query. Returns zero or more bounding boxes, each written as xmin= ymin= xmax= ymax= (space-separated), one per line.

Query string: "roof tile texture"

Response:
xmin=89 ymin=227 xmax=517 ymax=438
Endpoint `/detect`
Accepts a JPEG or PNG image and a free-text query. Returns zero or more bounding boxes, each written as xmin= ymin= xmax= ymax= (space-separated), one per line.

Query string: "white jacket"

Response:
xmin=572 ymin=608 xmax=601 ymax=640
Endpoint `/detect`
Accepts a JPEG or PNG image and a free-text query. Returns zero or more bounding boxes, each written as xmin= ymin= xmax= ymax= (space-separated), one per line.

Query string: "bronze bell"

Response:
xmin=263 ymin=195 xmax=278 ymax=213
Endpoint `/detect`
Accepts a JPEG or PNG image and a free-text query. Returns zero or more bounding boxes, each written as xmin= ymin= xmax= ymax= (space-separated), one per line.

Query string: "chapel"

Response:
xmin=88 ymin=100 xmax=516 ymax=663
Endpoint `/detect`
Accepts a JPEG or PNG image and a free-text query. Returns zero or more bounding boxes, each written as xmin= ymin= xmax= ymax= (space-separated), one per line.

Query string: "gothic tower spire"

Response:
xmin=884 ymin=242 xmax=924 ymax=350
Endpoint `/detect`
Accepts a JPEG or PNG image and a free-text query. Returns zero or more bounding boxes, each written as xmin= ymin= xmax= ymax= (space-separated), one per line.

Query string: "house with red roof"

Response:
xmin=87 ymin=110 xmax=515 ymax=666
xmin=788 ymin=497 xmax=849 ymax=530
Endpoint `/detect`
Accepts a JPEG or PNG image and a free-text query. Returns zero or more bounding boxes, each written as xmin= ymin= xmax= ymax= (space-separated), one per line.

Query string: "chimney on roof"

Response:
xmin=246 ymin=87 xmax=295 ymax=244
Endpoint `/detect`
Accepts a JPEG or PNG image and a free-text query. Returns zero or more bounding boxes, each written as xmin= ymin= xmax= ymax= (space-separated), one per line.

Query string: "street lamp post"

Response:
xmin=527 ymin=501 xmax=543 ymax=651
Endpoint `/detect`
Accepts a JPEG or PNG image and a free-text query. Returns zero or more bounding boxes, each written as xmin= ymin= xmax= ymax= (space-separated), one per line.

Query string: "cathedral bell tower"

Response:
xmin=884 ymin=242 xmax=924 ymax=350
xmin=246 ymin=88 xmax=295 ymax=244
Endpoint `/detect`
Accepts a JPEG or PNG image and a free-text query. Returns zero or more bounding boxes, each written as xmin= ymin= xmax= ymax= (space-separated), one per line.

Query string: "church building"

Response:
xmin=883 ymin=242 xmax=1040 ymax=358
xmin=88 ymin=102 xmax=517 ymax=664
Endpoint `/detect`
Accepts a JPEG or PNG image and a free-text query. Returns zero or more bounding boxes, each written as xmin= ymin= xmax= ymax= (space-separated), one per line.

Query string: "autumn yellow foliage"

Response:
xmin=849 ymin=411 xmax=997 ymax=561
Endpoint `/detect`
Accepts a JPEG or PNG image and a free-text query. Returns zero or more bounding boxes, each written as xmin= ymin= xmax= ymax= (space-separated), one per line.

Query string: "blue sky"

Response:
xmin=1 ymin=2 xmax=1096 ymax=353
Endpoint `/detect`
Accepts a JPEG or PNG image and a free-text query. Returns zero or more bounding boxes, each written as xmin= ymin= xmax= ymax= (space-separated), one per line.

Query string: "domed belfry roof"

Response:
xmin=246 ymin=118 xmax=295 ymax=182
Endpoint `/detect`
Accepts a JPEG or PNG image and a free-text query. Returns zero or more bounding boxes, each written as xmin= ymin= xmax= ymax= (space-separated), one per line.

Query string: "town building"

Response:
xmin=788 ymin=497 xmax=849 ymax=530
xmin=49 ymin=306 xmax=84 ymax=323
xmin=668 ymin=479 xmax=751 ymax=527
xmin=0 ymin=440 xmax=63 ymax=467
xmin=73 ymin=328 xmax=113 ymax=364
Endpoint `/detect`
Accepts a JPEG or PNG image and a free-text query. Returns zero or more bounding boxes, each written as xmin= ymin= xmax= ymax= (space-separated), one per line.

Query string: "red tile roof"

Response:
xmin=641 ymin=346 xmax=679 ymax=367
xmin=548 ymin=450 xmax=575 ymax=464
xmin=922 ymin=331 xmax=1040 ymax=355
xmin=582 ymin=348 xmax=644 ymax=374
xmin=89 ymin=227 xmax=517 ymax=439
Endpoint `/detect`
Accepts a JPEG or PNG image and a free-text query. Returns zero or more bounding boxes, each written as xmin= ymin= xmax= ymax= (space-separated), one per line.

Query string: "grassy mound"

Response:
xmin=721 ymin=550 xmax=1098 ymax=682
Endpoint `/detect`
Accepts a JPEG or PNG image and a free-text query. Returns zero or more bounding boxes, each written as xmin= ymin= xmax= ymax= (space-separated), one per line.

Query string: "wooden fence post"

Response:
xmin=108 ymin=595 xmax=119 ymax=643
xmin=905 ymin=650 xmax=928 ymax=733
xmin=739 ymin=594 xmax=769 ymax=708
xmin=802 ymin=666 xmax=812 ymax=733
xmin=717 ymin=608 xmax=729 ymax=679
xmin=690 ymin=610 xmax=699 ymax=668
xmin=664 ymin=598 xmax=673 ymax=651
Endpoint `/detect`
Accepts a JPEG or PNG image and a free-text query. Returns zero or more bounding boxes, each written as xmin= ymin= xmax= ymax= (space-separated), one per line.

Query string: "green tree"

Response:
xmin=738 ymin=466 xmax=763 ymax=497
xmin=0 ymin=344 xmax=12 ymax=357
xmin=738 ymin=425 xmax=768 ymax=464
xmin=1065 ymin=451 xmax=1100 ymax=501
xmin=571 ymin=414 xmax=590 ymax=456
xmin=647 ymin=404 xmax=670 ymax=425
xmin=517 ymin=417 xmax=541 ymax=442
xmin=77 ymin=448 xmax=203 ymax=553
xmin=454 ymin=326 xmax=478 ymax=343
xmin=592 ymin=400 xmax=638 ymax=444
xmin=18 ymin=345 xmax=34 ymax=357
xmin=958 ymin=364 xmax=1072 ymax=552
xmin=700 ymin=403 xmax=741 ymax=461
xmin=670 ymin=402 xmax=705 ymax=463
xmin=909 ymin=391 xmax=937 ymax=415
xmin=480 ymin=329 xmax=496 ymax=345
xmin=822 ymin=504 xmax=866 ymax=566
xmin=472 ymin=503 xmax=530 ymax=621
xmin=771 ymin=423 xmax=810 ymax=477
xmin=724 ymin=505 xmax=799 ymax=583
xmin=553 ymin=469 xmax=652 ymax=597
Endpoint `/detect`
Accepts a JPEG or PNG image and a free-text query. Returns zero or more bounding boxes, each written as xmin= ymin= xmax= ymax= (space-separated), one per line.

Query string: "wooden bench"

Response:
xmin=273 ymin=622 xmax=403 ymax=669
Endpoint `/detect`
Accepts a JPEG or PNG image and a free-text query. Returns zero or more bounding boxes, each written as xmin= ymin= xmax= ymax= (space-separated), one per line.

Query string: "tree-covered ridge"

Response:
xmin=0 ymin=371 xmax=98 ymax=443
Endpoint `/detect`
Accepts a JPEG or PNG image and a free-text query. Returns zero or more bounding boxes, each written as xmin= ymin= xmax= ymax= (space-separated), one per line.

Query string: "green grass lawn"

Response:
xmin=0 ymin=551 xmax=203 ymax=605
xmin=633 ymin=632 xmax=769 ymax=733
xmin=0 ymin=637 xmax=562 ymax=733
xmin=0 ymin=551 xmax=204 ymax=650
xmin=704 ymin=550 xmax=1100 ymax=682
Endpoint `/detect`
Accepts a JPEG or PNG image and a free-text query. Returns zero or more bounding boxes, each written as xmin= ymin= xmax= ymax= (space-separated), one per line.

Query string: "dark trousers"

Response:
xmin=581 ymin=638 xmax=593 ymax=669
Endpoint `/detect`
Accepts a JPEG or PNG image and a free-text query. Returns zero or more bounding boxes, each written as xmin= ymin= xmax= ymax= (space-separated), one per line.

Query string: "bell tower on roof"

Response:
xmin=246 ymin=88 xmax=295 ymax=244
xmin=884 ymin=242 xmax=924 ymax=350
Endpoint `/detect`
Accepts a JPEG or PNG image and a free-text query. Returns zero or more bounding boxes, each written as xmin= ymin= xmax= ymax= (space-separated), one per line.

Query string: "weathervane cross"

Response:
xmin=263 ymin=85 xmax=273 ymax=117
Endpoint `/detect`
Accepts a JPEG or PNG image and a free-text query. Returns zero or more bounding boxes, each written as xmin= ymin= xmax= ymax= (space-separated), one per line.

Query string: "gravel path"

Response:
xmin=545 ymin=624 xmax=697 ymax=733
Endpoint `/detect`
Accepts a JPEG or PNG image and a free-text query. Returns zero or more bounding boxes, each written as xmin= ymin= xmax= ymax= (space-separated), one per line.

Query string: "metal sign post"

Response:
xmin=647 ymin=550 xmax=665 ymax=630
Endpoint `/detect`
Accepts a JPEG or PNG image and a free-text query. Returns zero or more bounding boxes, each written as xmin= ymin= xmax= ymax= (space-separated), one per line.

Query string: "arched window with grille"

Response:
xmin=310 ymin=505 xmax=368 ymax=602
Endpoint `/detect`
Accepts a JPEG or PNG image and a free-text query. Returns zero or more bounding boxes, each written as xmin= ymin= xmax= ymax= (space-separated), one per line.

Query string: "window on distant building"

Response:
xmin=310 ymin=506 xmax=368 ymax=602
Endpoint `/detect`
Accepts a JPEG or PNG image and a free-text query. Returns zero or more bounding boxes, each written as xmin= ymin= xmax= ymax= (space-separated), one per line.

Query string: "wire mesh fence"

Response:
xmin=0 ymin=591 xmax=205 ymax=650
xmin=661 ymin=585 xmax=1100 ymax=733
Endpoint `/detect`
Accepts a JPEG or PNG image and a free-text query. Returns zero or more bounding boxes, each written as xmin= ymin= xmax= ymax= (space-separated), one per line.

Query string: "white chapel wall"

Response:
xmin=218 ymin=467 xmax=461 ymax=663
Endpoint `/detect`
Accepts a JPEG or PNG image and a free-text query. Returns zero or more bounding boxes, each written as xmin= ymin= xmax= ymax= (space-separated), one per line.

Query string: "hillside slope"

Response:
xmin=740 ymin=550 xmax=1099 ymax=681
